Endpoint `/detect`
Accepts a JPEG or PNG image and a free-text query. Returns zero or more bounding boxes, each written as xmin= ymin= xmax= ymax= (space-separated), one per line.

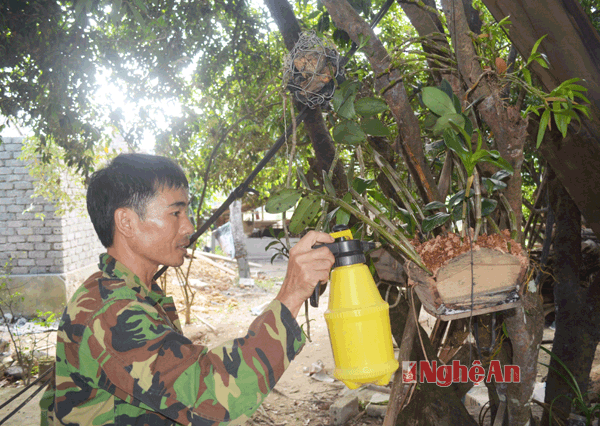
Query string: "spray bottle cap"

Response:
xmin=309 ymin=225 xmax=377 ymax=307
xmin=322 ymin=225 xmax=377 ymax=269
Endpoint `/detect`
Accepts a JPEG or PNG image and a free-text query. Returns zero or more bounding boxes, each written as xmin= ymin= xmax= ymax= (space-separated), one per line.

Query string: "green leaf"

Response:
xmin=322 ymin=170 xmax=336 ymax=196
xmin=555 ymin=77 xmax=583 ymax=90
xmin=110 ymin=0 xmax=123 ymax=24
xmin=447 ymin=190 xmax=466 ymax=209
xmin=553 ymin=102 xmax=569 ymax=137
xmin=572 ymin=91 xmax=590 ymax=104
xmin=133 ymin=0 xmax=148 ymax=12
xmin=451 ymin=204 xmax=463 ymax=222
xmin=332 ymin=121 xmax=367 ymax=145
xmin=534 ymin=56 xmax=549 ymax=69
xmin=355 ymin=97 xmax=389 ymax=117
xmin=289 ymin=195 xmax=321 ymax=234
xmin=352 ymin=177 xmax=374 ymax=193
xmin=479 ymin=151 xmax=514 ymax=173
xmin=527 ymin=34 xmax=547 ymax=65
xmin=422 ymin=212 xmax=451 ymax=233
xmin=74 ymin=0 xmax=89 ymax=21
xmin=338 ymin=94 xmax=357 ymax=120
xmin=265 ymin=189 xmax=302 ymax=213
xmin=432 ymin=113 xmax=465 ymax=136
xmin=471 ymin=149 xmax=491 ymax=164
xmin=482 ymin=177 xmax=507 ymax=194
xmin=332 ymin=81 xmax=359 ymax=119
xmin=481 ymin=198 xmax=498 ymax=217
xmin=360 ymin=118 xmax=391 ymax=136
xmin=463 ymin=115 xmax=473 ymax=136
xmin=127 ymin=2 xmax=144 ymax=24
xmin=265 ymin=241 xmax=280 ymax=251
xmin=568 ymin=84 xmax=588 ymax=92
xmin=522 ymin=68 xmax=532 ymax=86
xmin=297 ymin=167 xmax=310 ymax=189
xmin=492 ymin=170 xmax=511 ymax=181
xmin=452 ymin=94 xmax=462 ymax=115
xmin=443 ymin=129 xmax=468 ymax=155
xmin=423 ymin=113 xmax=438 ymax=129
xmin=423 ymin=201 xmax=446 ymax=212
xmin=336 ymin=193 xmax=352 ymax=225
xmin=422 ymin=87 xmax=456 ymax=116
xmin=331 ymin=88 xmax=344 ymax=112
xmin=537 ymin=109 xmax=551 ymax=148
xmin=325 ymin=206 xmax=340 ymax=229
xmin=440 ymin=79 xmax=453 ymax=99
xmin=397 ymin=208 xmax=417 ymax=236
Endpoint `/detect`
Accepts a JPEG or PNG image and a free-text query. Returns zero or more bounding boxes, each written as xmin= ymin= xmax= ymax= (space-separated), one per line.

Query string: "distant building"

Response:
xmin=0 ymin=137 xmax=104 ymax=317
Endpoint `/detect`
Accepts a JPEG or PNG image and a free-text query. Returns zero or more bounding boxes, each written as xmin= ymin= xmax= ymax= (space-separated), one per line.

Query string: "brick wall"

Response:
xmin=0 ymin=137 xmax=104 ymax=276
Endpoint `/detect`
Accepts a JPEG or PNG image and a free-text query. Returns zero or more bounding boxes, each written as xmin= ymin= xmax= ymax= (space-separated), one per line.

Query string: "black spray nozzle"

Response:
xmin=313 ymin=239 xmax=377 ymax=268
xmin=309 ymin=226 xmax=378 ymax=307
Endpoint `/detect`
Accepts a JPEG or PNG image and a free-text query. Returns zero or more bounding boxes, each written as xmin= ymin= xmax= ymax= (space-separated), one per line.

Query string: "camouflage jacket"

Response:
xmin=39 ymin=254 xmax=305 ymax=425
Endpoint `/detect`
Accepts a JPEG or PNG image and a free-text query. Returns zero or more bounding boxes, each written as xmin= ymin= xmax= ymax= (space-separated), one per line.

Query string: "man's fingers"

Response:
xmin=294 ymin=230 xmax=334 ymax=251
xmin=296 ymin=246 xmax=335 ymax=268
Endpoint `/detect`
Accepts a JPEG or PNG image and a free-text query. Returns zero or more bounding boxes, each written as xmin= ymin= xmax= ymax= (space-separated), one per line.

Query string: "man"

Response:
xmin=40 ymin=153 xmax=335 ymax=425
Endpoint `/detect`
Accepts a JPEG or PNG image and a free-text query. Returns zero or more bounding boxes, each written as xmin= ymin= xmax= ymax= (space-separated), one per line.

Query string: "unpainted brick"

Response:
xmin=3 ymin=143 xmax=22 ymax=152
xmin=5 ymin=159 xmax=24 ymax=167
xmin=17 ymin=258 xmax=35 ymax=267
xmin=17 ymin=227 xmax=33 ymax=236
xmin=16 ymin=242 xmax=34 ymax=250
xmin=36 ymin=259 xmax=55 ymax=267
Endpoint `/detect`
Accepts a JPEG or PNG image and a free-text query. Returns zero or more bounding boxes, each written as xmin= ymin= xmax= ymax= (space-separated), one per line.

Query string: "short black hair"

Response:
xmin=87 ymin=153 xmax=189 ymax=247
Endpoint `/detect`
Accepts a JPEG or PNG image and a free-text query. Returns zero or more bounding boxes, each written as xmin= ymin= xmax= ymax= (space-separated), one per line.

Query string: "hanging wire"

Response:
xmin=283 ymin=31 xmax=343 ymax=108
xmin=2 ymin=3 xmax=403 ymax=422
xmin=0 ymin=365 xmax=54 ymax=425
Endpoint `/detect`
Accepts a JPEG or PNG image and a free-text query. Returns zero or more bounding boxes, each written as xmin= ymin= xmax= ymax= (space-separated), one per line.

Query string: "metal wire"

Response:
xmin=283 ymin=31 xmax=342 ymax=108
xmin=0 ymin=367 xmax=54 ymax=425
xmin=0 ymin=364 xmax=54 ymax=412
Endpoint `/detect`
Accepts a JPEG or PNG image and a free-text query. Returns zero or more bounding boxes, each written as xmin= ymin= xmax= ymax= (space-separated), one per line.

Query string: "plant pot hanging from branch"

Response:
xmin=283 ymin=31 xmax=343 ymax=108
xmin=405 ymin=231 xmax=528 ymax=320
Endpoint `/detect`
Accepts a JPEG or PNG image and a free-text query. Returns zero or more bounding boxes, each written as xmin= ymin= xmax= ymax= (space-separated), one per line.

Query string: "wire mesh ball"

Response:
xmin=283 ymin=31 xmax=343 ymax=109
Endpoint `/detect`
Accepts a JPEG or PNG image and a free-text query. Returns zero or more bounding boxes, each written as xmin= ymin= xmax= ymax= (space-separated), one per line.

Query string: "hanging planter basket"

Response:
xmin=405 ymin=231 xmax=528 ymax=320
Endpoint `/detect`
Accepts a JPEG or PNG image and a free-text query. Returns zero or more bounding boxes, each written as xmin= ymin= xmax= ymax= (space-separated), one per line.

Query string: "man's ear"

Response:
xmin=113 ymin=207 xmax=137 ymax=239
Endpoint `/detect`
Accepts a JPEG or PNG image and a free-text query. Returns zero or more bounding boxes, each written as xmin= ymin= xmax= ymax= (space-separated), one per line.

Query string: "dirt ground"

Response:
xmin=2 ymin=252 xmax=600 ymax=425
xmin=0 ymin=256 xmax=386 ymax=426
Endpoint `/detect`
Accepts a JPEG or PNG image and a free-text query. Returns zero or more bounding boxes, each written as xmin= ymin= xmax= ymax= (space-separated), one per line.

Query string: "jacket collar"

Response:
xmin=98 ymin=253 xmax=166 ymax=303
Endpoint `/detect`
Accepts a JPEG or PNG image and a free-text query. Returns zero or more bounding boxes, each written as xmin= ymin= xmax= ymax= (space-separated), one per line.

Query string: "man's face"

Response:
xmin=129 ymin=186 xmax=195 ymax=269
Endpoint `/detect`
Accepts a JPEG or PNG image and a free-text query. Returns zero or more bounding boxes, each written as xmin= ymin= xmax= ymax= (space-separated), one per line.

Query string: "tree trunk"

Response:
xmin=541 ymin=170 xmax=600 ymax=425
xmin=503 ymin=288 xmax=544 ymax=424
xmin=262 ymin=0 xmax=347 ymax=192
xmin=322 ymin=0 xmax=442 ymax=204
xmin=482 ymin=0 xmax=600 ymax=240
xmin=441 ymin=0 xmax=526 ymax=241
xmin=230 ymin=198 xmax=251 ymax=279
xmin=382 ymin=285 xmax=478 ymax=426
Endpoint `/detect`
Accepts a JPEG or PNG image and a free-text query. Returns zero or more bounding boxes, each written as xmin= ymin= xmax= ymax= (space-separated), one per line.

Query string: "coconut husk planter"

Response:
xmin=405 ymin=230 xmax=528 ymax=320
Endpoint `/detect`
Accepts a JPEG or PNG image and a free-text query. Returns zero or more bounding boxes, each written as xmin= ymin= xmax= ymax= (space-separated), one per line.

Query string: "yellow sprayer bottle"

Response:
xmin=311 ymin=225 xmax=399 ymax=389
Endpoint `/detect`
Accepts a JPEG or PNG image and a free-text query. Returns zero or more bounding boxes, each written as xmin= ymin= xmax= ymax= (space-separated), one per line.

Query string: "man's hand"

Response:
xmin=275 ymin=231 xmax=335 ymax=318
